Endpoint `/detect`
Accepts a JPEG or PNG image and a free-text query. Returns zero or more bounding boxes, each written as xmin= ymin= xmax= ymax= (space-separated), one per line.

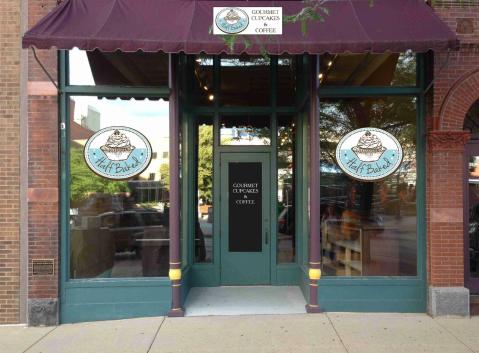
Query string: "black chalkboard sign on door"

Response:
xmin=228 ymin=162 xmax=262 ymax=252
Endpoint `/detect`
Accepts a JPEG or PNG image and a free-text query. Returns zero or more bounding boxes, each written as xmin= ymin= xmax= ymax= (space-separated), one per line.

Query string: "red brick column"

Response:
xmin=26 ymin=0 xmax=60 ymax=325
xmin=0 ymin=0 xmax=21 ymax=324
xmin=427 ymin=131 xmax=470 ymax=286
xmin=429 ymin=2 xmax=479 ymax=316
xmin=427 ymin=130 xmax=471 ymax=315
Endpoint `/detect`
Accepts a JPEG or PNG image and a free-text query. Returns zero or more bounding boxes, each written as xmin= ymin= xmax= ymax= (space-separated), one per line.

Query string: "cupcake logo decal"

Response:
xmin=84 ymin=126 xmax=152 ymax=180
xmin=215 ymin=8 xmax=249 ymax=34
xmin=336 ymin=128 xmax=403 ymax=181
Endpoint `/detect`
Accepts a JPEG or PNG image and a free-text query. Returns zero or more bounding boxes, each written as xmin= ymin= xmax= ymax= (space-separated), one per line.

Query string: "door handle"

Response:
xmin=265 ymin=229 xmax=269 ymax=245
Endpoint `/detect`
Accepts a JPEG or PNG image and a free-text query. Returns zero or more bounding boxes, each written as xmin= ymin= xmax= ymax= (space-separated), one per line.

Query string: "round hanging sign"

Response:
xmin=84 ymin=126 xmax=152 ymax=180
xmin=335 ymin=128 xmax=403 ymax=182
xmin=215 ymin=8 xmax=249 ymax=34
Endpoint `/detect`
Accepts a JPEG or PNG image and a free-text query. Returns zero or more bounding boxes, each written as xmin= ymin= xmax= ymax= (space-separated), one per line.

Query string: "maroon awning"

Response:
xmin=22 ymin=0 xmax=458 ymax=54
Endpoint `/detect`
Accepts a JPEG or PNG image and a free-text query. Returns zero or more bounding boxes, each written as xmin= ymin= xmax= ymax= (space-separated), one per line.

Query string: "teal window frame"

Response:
xmin=58 ymin=50 xmax=428 ymax=316
xmin=312 ymin=53 xmax=428 ymax=312
xmin=58 ymin=50 xmax=173 ymax=323
xmin=183 ymin=55 xmax=305 ymax=286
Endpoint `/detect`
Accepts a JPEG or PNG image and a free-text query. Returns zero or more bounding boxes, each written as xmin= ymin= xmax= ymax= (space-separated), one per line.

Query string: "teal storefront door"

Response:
xmin=220 ymin=153 xmax=271 ymax=285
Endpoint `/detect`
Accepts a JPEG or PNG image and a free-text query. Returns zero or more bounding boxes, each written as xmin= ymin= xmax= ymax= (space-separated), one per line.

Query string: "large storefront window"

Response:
xmin=69 ymin=97 xmax=170 ymax=278
xmin=320 ymin=96 xmax=417 ymax=276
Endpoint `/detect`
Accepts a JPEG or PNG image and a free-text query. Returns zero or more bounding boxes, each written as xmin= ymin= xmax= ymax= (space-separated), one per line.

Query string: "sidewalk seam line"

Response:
xmin=146 ymin=316 xmax=166 ymax=353
xmin=326 ymin=313 xmax=350 ymax=353
xmin=433 ymin=319 xmax=475 ymax=353
xmin=22 ymin=326 xmax=58 ymax=353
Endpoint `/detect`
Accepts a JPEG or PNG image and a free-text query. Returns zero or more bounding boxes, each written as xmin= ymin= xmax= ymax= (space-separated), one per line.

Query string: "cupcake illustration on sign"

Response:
xmin=100 ymin=129 xmax=135 ymax=161
xmin=215 ymin=7 xmax=249 ymax=34
xmin=336 ymin=128 xmax=403 ymax=182
xmin=84 ymin=126 xmax=152 ymax=180
xmin=351 ymin=130 xmax=386 ymax=162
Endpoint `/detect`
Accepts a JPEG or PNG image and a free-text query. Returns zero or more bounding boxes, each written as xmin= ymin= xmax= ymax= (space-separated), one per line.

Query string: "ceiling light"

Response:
xmin=208 ymin=94 xmax=214 ymax=101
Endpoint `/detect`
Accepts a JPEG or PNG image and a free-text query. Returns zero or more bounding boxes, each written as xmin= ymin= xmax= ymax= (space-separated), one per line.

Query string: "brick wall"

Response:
xmin=428 ymin=3 xmax=479 ymax=288
xmin=27 ymin=0 xmax=59 ymax=324
xmin=0 ymin=0 xmax=22 ymax=324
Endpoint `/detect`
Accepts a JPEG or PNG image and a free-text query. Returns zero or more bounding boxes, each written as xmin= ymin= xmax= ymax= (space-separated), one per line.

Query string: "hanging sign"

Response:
xmin=84 ymin=126 xmax=152 ymax=180
xmin=335 ymin=128 xmax=403 ymax=182
xmin=213 ymin=7 xmax=282 ymax=35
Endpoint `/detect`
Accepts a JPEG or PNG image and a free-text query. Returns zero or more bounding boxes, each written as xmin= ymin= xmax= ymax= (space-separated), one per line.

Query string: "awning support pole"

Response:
xmin=306 ymin=55 xmax=321 ymax=313
xmin=31 ymin=48 xmax=58 ymax=90
xmin=168 ymin=54 xmax=184 ymax=317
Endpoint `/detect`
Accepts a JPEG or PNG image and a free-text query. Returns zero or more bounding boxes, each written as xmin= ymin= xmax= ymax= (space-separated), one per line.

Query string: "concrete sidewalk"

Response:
xmin=1 ymin=313 xmax=478 ymax=353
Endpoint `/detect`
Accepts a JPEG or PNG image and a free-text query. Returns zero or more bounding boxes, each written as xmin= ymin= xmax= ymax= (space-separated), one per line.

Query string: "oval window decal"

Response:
xmin=335 ymin=128 xmax=403 ymax=182
xmin=215 ymin=8 xmax=249 ymax=34
xmin=84 ymin=126 xmax=152 ymax=180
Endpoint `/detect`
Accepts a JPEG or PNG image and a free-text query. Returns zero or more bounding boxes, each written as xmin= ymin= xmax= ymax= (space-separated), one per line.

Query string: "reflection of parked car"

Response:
xmin=100 ymin=210 xmax=167 ymax=254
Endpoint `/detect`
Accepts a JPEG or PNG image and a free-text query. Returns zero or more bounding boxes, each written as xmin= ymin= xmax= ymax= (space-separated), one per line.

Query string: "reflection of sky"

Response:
xmin=71 ymin=97 xmax=169 ymax=140
xmin=69 ymin=49 xmax=94 ymax=85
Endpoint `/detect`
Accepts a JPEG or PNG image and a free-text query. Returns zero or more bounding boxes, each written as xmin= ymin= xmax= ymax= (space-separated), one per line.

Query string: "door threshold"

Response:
xmin=184 ymin=286 xmax=307 ymax=317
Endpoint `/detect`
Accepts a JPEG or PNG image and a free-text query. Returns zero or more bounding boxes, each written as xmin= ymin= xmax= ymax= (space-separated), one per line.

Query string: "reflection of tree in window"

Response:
xmin=319 ymin=97 xmax=417 ymax=277
xmin=70 ymin=146 xmax=130 ymax=205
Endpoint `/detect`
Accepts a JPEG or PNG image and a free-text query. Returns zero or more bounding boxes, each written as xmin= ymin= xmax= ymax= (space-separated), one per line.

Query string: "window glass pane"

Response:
xmin=193 ymin=56 xmax=214 ymax=106
xmin=469 ymin=155 xmax=479 ymax=278
xmin=195 ymin=117 xmax=213 ymax=262
xmin=320 ymin=96 xmax=417 ymax=276
xmin=220 ymin=56 xmax=270 ymax=106
xmin=277 ymin=56 xmax=296 ymax=106
xmin=277 ymin=115 xmax=296 ymax=263
xmin=69 ymin=97 xmax=170 ymax=278
xmin=68 ymin=49 xmax=169 ymax=86
xmin=319 ymin=51 xmax=416 ymax=86
xmin=220 ymin=115 xmax=271 ymax=145
xmin=464 ymin=99 xmax=479 ymax=139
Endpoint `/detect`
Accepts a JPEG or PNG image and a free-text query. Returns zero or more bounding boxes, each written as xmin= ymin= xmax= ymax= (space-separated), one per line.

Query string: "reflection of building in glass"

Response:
xmin=82 ymin=106 xmax=101 ymax=131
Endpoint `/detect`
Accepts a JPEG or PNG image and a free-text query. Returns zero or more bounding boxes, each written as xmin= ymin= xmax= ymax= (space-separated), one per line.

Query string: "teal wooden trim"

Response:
xmin=270 ymin=57 xmax=278 ymax=281
xmin=63 ymin=85 xmax=170 ymax=97
xmin=219 ymin=152 xmax=271 ymax=285
xmin=302 ymin=108 xmax=310 ymax=268
xmin=318 ymin=86 xmax=421 ymax=97
xmin=181 ymin=110 xmax=191 ymax=267
xmin=58 ymin=51 xmax=69 ymax=312
xmin=216 ymin=146 xmax=271 ymax=153
xmin=294 ymin=111 xmax=303 ymax=266
xmin=416 ymin=53 xmax=427 ymax=286
xmin=65 ymin=278 xmax=172 ymax=288
xmin=62 ymin=285 xmax=171 ymax=323
xmin=211 ymin=57 xmax=221 ymax=283
xmin=64 ymin=50 xmax=70 ymax=86
xmin=276 ymin=266 xmax=300 ymax=285
xmin=190 ymin=265 xmax=219 ymax=287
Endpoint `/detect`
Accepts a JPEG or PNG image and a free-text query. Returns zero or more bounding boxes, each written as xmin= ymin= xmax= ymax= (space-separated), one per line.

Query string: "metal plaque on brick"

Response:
xmin=32 ymin=259 xmax=55 ymax=276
